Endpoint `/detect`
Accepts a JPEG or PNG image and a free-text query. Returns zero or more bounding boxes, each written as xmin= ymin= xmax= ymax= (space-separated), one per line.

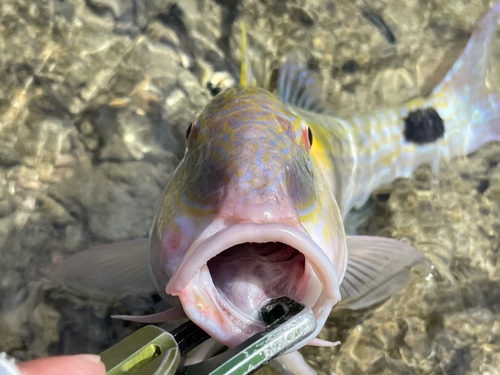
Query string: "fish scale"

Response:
xmin=294 ymin=79 xmax=498 ymax=217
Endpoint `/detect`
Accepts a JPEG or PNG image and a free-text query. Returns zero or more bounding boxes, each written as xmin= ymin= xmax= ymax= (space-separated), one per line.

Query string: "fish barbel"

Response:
xmin=58 ymin=2 xmax=500 ymax=373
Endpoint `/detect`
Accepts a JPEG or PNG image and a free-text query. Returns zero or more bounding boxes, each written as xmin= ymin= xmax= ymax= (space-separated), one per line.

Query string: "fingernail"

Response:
xmin=77 ymin=354 xmax=102 ymax=363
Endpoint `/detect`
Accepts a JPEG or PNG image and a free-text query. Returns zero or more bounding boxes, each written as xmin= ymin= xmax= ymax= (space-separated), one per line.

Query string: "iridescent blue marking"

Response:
xmin=255 ymin=149 xmax=266 ymax=172
xmin=230 ymin=120 xmax=273 ymax=127
xmin=278 ymin=171 xmax=285 ymax=184
xmin=229 ymin=118 xmax=245 ymax=129
xmin=215 ymin=146 xmax=227 ymax=162
xmin=281 ymin=148 xmax=290 ymax=154
xmin=264 ymin=185 xmax=277 ymax=194
xmin=175 ymin=215 xmax=195 ymax=233
xmin=268 ymin=128 xmax=284 ymax=140
xmin=259 ymin=105 xmax=296 ymax=122
xmin=255 ymin=149 xmax=274 ymax=178
xmin=295 ymin=161 xmax=319 ymax=217
xmin=203 ymin=103 xmax=253 ymax=119
xmin=180 ymin=183 xmax=214 ymax=211
xmin=242 ymin=170 xmax=253 ymax=181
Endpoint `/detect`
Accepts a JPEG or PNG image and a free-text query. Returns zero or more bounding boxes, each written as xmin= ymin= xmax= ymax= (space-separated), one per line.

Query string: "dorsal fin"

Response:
xmin=240 ymin=24 xmax=255 ymax=88
xmin=278 ymin=52 xmax=331 ymax=114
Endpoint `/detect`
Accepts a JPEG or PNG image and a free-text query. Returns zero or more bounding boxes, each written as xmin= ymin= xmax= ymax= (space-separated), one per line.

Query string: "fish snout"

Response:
xmin=218 ymin=183 xmax=300 ymax=223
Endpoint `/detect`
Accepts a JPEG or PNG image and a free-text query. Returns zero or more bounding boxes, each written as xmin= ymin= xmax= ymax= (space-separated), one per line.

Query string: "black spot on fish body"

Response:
xmin=403 ymin=108 xmax=445 ymax=145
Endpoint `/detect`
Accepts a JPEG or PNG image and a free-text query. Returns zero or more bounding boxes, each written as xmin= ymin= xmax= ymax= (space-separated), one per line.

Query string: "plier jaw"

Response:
xmin=100 ymin=297 xmax=316 ymax=375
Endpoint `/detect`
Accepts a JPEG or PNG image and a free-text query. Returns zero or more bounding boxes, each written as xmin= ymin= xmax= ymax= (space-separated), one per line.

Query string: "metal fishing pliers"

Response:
xmin=100 ymin=297 xmax=316 ymax=375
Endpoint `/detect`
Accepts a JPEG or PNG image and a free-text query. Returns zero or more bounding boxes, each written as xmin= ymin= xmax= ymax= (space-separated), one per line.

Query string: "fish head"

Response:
xmin=149 ymin=86 xmax=347 ymax=350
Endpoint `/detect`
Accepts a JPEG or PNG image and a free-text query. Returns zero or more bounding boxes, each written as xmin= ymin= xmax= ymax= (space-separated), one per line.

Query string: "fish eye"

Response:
xmin=307 ymin=127 xmax=313 ymax=147
xmin=186 ymin=123 xmax=193 ymax=139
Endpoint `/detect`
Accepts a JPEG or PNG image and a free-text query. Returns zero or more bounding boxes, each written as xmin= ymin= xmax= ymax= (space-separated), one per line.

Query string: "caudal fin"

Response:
xmin=432 ymin=2 xmax=500 ymax=154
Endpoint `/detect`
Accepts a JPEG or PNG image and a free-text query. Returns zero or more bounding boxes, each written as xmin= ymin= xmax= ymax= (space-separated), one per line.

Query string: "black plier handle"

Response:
xmin=100 ymin=297 xmax=316 ymax=375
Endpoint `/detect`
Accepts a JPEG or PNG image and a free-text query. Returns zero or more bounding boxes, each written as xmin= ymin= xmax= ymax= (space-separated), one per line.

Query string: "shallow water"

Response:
xmin=0 ymin=0 xmax=499 ymax=374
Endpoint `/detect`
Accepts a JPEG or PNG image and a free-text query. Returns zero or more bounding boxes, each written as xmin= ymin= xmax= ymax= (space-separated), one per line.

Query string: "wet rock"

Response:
xmin=87 ymin=161 xmax=172 ymax=242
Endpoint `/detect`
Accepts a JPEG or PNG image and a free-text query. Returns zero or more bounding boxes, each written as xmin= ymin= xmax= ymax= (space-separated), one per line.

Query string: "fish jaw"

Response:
xmin=165 ymin=221 xmax=341 ymax=349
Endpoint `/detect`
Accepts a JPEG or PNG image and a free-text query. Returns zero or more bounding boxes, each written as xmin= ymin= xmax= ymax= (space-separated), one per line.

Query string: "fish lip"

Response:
xmin=166 ymin=222 xmax=338 ymax=298
xmin=165 ymin=222 xmax=341 ymax=348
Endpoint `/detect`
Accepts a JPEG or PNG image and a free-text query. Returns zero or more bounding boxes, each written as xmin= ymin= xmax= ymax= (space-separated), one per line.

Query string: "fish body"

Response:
xmin=152 ymin=0 xmax=500 ymax=350
xmin=58 ymin=2 xmax=500 ymax=373
xmin=298 ymin=6 xmax=500 ymax=217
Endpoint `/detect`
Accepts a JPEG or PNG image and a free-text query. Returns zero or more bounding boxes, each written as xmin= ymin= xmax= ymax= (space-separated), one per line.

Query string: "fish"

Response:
xmin=56 ymin=2 xmax=500 ymax=373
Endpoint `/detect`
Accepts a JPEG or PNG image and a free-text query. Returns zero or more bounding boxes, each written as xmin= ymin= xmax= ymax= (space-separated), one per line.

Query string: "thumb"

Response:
xmin=18 ymin=354 xmax=106 ymax=375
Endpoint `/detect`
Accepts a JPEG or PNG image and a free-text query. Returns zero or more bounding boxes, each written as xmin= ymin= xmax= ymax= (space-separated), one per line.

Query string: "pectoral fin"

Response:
xmin=340 ymin=236 xmax=425 ymax=310
xmin=112 ymin=305 xmax=186 ymax=323
xmin=306 ymin=338 xmax=341 ymax=347
xmin=53 ymin=238 xmax=155 ymax=298
xmin=271 ymin=352 xmax=318 ymax=375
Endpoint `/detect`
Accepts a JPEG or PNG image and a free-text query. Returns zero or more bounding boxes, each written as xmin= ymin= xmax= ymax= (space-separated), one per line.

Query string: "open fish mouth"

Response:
xmin=207 ymin=242 xmax=308 ymax=318
xmin=165 ymin=222 xmax=341 ymax=349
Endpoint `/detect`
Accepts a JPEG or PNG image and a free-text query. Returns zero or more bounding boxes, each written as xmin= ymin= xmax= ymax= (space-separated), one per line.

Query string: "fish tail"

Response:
xmin=431 ymin=1 xmax=500 ymax=156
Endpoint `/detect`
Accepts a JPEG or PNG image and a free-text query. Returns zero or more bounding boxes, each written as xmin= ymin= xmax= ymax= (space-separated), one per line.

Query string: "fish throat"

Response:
xmin=207 ymin=242 xmax=308 ymax=317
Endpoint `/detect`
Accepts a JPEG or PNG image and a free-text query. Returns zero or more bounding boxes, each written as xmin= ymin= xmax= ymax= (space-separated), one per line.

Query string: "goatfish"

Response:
xmin=58 ymin=2 xmax=500 ymax=373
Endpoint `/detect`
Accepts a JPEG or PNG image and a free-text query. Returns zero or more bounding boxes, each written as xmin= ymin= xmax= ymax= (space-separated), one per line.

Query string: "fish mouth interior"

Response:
xmin=206 ymin=242 xmax=308 ymax=318
xmin=167 ymin=222 xmax=341 ymax=348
